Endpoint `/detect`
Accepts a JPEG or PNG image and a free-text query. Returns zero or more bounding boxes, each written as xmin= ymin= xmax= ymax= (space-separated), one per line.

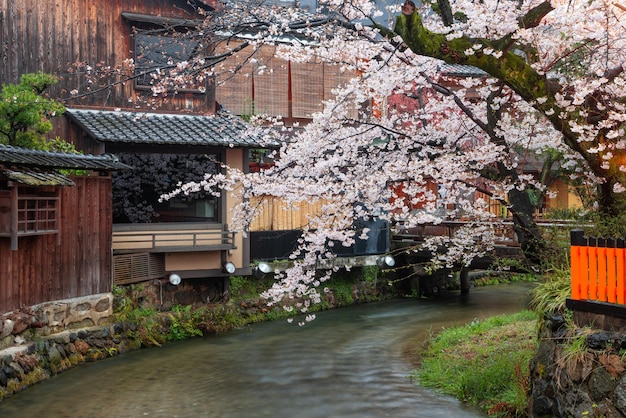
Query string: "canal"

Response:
xmin=0 ymin=283 xmax=533 ymax=417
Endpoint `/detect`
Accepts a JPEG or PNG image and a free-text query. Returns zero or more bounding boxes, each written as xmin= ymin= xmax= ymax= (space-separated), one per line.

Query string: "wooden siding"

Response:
xmin=0 ymin=0 xmax=214 ymax=114
xmin=0 ymin=177 xmax=112 ymax=313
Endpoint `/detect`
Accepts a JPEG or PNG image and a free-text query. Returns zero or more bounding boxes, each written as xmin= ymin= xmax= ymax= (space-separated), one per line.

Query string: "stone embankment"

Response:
xmin=0 ymin=293 xmax=131 ymax=400
xmin=530 ymin=315 xmax=626 ymax=417
xmin=0 ymin=277 xmax=386 ymax=401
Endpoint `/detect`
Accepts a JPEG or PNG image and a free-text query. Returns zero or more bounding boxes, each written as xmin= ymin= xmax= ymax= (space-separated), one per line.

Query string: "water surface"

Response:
xmin=0 ymin=283 xmax=533 ymax=418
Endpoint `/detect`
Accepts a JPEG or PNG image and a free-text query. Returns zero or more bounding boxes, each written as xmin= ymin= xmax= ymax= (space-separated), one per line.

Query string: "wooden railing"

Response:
xmin=570 ymin=229 xmax=626 ymax=304
xmin=112 ymin=223 xmax=236 ymax=253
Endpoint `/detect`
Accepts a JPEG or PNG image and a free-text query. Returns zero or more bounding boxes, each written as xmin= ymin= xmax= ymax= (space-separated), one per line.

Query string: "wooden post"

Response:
xmin=460 ymin=268 xmax=470 ymax=295
xmin=618 ymin=238 xmax=626 ymax=304
xmin=588 ymin=236 xmax=598 ymax=300
xmin=10 ymin=182 xmax=18 ymax=251
xmin=605 ymin=238 xmax=617 ymax=303
xmin=570 ymin=229 xmax=587 ymax=300
xmin=596 ymin=237 xmax=608 ymax=302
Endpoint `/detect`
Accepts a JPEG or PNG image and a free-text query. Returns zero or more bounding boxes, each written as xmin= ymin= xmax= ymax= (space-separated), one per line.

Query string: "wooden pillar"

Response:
xmin=10 ymin=181 xmax=18 ymax=251
xmin=460 ymin=268 xmax=470 ymax=295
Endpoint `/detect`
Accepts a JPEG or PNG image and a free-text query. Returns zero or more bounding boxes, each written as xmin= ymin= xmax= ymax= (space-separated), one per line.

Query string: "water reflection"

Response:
xmin=0 ymin=283 xmax=533 ymax=418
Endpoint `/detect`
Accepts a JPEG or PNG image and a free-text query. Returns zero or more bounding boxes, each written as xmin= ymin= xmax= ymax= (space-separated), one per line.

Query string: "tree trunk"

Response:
xmin=508 ymin=188 xmax=546 ymax=265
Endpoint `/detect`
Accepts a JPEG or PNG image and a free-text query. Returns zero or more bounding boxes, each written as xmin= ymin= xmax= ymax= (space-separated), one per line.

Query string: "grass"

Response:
xmin=415 ymin=310 xmax=537 ymax=417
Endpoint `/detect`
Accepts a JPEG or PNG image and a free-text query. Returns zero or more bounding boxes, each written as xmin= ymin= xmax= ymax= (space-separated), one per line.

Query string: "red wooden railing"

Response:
xmin=570 ymin=229 xmax=626 ymax=304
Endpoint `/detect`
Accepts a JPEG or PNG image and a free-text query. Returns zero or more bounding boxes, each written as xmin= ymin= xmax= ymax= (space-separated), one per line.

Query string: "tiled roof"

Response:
xmin=66 ymin=108 xmax=277 ymax=148
xmin=0 ymin=144 xmax=130 ymax=170
xmin=0 ymin=169 xmax=76 ymax=186
xmin=0 ymin=144 xmax=130 ymax=186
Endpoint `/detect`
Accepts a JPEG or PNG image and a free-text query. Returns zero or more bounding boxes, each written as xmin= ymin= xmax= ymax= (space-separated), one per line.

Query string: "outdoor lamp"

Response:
xmin=380 ymin=255 xmax=396 ymax=268
xmin=222 ymin=262 xmax=236 ymax=274
xmin=253 ymin=262 xmax=272 ymax=279
xmin=168 ymin=273 xmax=181 ymax=286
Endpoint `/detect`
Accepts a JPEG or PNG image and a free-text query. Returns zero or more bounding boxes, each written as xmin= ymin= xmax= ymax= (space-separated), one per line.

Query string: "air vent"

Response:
xmin=113 ymin=252 xmax=165 ymax=285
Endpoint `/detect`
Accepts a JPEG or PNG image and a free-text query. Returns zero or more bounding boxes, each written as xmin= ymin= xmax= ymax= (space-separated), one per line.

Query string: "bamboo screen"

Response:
xmin=253 ymin=46 xmax=289 ymax=116
xmin=249 ymin=195 xmax=327 ymax=231
xmin=323 ymin=63 xmax=359 ymax=119
xmin=291 ymin=60 xmax=324 ymax=118
xmin=216 ymin=43 xmax=361 ymax=119
xmin=214 ymin=42 xmax=254 ymax=115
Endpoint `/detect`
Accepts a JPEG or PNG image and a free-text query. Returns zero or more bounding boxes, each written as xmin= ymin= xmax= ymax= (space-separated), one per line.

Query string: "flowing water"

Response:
xmin=0 ymin=283 xmax=533 ymax=418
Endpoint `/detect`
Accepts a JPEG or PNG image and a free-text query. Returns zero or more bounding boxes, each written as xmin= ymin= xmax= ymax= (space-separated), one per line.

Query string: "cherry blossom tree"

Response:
xmin=69 ymin=0 xmax=626 ymax=309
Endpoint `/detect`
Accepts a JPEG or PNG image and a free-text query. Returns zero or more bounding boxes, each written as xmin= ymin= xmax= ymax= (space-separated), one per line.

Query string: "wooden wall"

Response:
xmin=0 ymin=0 xmax=214 ymax=114
xmin=0 ymin=177 xmax=112 ymax=313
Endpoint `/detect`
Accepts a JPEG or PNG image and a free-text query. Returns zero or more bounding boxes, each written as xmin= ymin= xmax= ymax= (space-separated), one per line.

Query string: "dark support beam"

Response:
xmin=460 ymin=268 xmax=470 ymax=295
xmin=10 ymin=182 xmax=17 ymax=251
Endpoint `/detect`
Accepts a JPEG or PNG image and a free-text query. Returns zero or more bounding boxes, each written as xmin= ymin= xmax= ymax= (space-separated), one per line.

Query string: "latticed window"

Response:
xmin=0 ymin=186 xmax=59 ymax=250
xmin=0 ymin=189 xmax=59 ymax=236
xmin=16 ymin=195 xmax=58 ymax=233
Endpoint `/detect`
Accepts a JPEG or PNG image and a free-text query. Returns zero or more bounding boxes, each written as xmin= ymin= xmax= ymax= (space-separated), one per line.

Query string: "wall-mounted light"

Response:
xmin=222 ymin=262 xmax=236 ymax=274
xmin=379 ymin=255 xmax=396 ymax=268
xmin=253 ymin=262 xmax=272 ymax=279
xmin=168 ymin=273 xmax=181 ymax=286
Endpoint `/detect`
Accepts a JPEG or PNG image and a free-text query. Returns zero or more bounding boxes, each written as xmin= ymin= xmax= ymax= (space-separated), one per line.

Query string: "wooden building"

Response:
xmin=0 ymin=144 xmax=129 ymax=313
xmin=0 ymin=0 xmax=271 ymax=303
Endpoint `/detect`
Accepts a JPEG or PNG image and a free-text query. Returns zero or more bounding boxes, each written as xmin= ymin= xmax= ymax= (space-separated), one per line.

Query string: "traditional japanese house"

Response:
xmin=0 ymin=144 xmax=129 ymax=313
xmin=1 ymin=0 xmax=269 ymax=307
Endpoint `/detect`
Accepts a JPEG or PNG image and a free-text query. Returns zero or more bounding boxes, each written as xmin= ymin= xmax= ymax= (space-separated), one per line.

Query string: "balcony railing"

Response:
xmin=112 ymin=222 xmax=236 ymax=253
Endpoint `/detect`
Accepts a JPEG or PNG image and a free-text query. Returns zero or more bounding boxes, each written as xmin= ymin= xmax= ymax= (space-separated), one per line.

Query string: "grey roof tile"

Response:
xmin=0 ymin=144 xmax=130 ymax=170
xmin=0 ymin=168 xmax=76 ymax=186
xmin=66 ymin=108 xmax=278 ymax=148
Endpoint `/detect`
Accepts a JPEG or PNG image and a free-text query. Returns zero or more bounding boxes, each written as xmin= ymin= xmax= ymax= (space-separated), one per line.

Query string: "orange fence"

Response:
xmin=570 ymin=229 xmax=626 ymax=304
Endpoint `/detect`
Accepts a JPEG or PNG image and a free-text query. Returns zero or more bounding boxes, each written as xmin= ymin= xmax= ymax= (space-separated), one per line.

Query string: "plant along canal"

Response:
xmin=0 ymin=283 xmax=532 ymax=418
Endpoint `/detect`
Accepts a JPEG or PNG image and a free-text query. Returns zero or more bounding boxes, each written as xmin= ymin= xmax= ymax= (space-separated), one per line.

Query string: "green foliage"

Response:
xmin=560 ymin=328 xmax=592 ymax=365
xmin=361 ymin=265 xmax=380 ymax=282
xmin=416 ymin=311 xmax=537 ymax=417
xmin=584 ymin=210 xmax=626 ymax=238
xmin=325 ymin=276 xmax=356 ymax=305
xmin=0 ymin=72 xmax=65 ymax=147
xmin=530 ymin=267 xmax=571 ymax=316
xmin=229 ymin=275 xmax=276 ymax=302
xmin=167 ymin=304 xmax=205 ymax=341
xmin=542 ymin=207 xmax=591 ymax=221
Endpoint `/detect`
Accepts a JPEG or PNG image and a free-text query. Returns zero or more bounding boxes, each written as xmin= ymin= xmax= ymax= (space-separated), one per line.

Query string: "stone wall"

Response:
xmin=0 ymin=293 xmax=121 ymax=400
xmin=529 ymin=315 xmax=626 ymax=417
xmin=0 ymin=322 xmax=139 ymax=400
xmin=1 ymin=293 xmax=114 ymax=350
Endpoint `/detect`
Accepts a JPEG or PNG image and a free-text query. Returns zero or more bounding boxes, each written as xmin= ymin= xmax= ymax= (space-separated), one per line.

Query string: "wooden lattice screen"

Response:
xmin=215 ymin=43 xmax=360 ymax=119
xmin=113 ymin=252 xmax=165 ymax=285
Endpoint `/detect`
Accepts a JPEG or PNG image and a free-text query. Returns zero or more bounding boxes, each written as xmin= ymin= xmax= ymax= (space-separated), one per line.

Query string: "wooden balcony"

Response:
xmin=112 ymin=222 xmax=236 ymax=254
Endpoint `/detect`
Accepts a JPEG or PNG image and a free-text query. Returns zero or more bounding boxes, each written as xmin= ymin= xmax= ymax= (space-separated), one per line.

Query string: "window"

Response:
xmin=134 ymin=32 xmax=206 ymax=91
xmin=112 ymin=153 xmax=220 ymax=224
xmin=0 ymin=186 xmax=59 ymax=250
